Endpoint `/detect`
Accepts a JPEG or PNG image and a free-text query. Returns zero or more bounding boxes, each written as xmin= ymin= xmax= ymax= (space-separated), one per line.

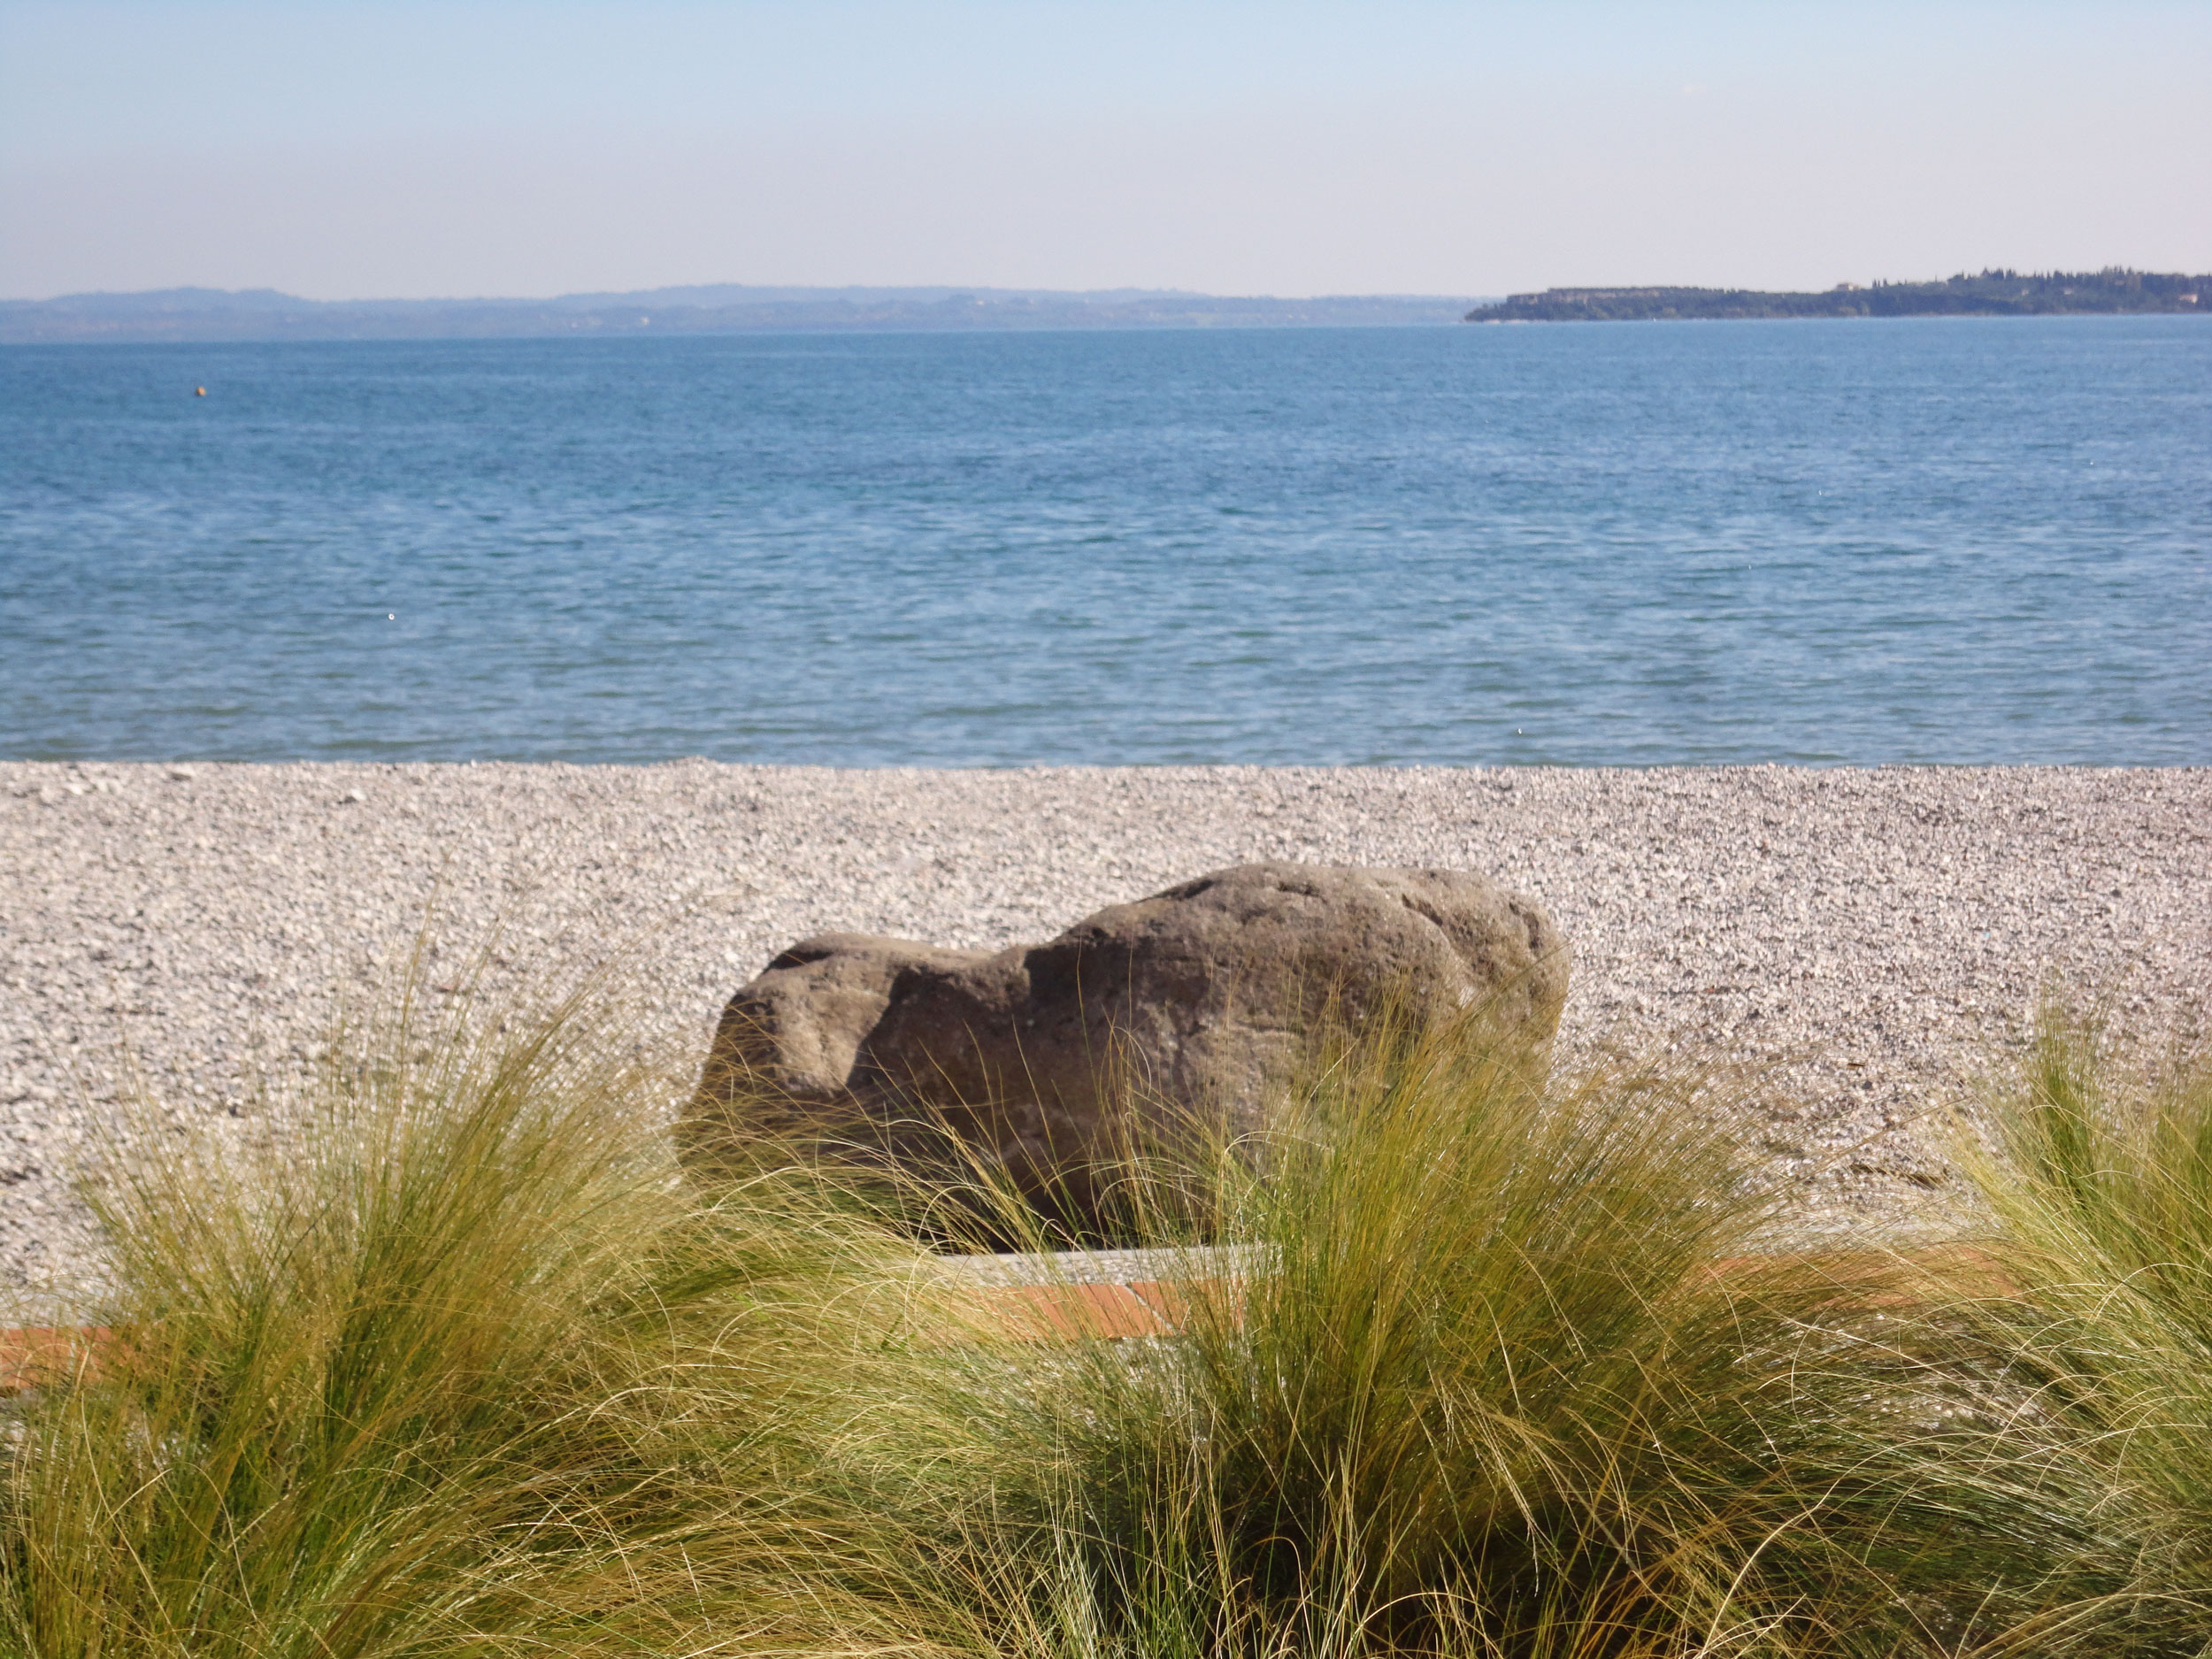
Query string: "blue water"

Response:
xmin=4 ymin=319 xmax=2208 ymax=764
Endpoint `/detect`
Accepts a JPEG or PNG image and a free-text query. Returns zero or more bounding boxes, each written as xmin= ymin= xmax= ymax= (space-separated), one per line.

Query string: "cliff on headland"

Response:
xmin=1466 ymin=268 xmax=2208 ymax=322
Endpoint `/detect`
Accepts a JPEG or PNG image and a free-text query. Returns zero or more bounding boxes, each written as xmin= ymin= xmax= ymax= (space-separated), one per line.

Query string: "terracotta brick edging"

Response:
xmin=950 ymin=1245 xmax=2016 ymax=1347
xmin=0 ymin=1248 xmax=2020 ymax=1390
xmin=0 ymin=1327 xmax=116 ymax=1394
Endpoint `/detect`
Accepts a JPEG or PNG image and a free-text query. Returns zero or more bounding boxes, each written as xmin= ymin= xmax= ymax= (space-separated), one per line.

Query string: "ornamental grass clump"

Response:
xmin=932 ymin=1002 xmax=1942 ymax=1658
xmin=1932 ymin=1002 xmax=2212 ymax=1652
xmin=0 ymin=970 xmax=973 ymax=1659
xmin=1703 ymin=999 xmax=2212 ymax=1659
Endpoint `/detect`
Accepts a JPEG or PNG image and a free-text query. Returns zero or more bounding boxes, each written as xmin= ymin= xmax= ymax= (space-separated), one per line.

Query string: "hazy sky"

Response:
xmin=5 ymin=1 xmax=2208 ymax=301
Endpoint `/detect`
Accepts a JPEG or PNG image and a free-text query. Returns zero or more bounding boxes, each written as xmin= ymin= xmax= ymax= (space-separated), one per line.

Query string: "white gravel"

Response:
xmin=4 ymin=762 xmax=2207 ymax=1307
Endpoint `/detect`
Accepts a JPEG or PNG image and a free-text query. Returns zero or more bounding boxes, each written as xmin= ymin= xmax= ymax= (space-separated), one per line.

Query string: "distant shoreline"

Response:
xmin=0 ymin=285 xmax=1485 ymax=347
xmin=8 ymin=279 xmax=2207 ymax=344
xmin=1468 ymin=269 xmax=2208 ymax=323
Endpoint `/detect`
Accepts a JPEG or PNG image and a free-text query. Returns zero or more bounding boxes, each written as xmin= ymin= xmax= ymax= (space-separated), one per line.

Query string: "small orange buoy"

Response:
xmin=195 ymin=386 xmax=206 ymax=396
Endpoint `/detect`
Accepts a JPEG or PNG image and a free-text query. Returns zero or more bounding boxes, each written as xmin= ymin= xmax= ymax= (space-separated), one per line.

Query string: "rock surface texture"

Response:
xmin=692 ymin=864 xmax=1568 ymax=1205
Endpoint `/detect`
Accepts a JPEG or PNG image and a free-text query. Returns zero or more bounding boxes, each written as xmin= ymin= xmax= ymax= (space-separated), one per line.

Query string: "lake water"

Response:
xmin=4 ymin=319 xmax=2207 ymax=765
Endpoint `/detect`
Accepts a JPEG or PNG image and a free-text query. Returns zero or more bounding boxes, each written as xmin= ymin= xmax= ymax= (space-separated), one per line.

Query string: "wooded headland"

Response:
xmin=1466 ymin=268 xmax=2208 ymax=322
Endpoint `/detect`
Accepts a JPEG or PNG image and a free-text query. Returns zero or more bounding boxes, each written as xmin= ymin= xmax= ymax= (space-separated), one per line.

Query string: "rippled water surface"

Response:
xmin=4 ymin=319 xmax=2207 ymax=764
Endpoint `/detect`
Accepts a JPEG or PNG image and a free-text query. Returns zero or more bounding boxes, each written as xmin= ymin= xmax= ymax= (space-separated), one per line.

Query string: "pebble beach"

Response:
xmin=3 ymin=761 xmax=2207 ymax=1304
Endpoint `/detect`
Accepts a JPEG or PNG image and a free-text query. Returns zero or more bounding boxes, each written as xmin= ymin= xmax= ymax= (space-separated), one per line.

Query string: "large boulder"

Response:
xmin=687 ymin=863 xmax=1568 ymax=1217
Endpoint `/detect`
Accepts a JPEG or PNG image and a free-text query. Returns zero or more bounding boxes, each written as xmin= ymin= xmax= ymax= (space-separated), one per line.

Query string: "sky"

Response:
xmin=4 ymin=1 xmax=2208 ymax=302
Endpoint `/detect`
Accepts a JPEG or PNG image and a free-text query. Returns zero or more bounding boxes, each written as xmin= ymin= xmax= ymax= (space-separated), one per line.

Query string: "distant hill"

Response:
xmin=0 ymin=285 xmax=1486 ymax=344
xmin=1465 ymin=269 xmax=2208 ymax=323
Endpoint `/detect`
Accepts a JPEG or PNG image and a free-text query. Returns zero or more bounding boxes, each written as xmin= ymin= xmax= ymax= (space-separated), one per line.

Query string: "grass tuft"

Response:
xmin=0 ymin=964 xmax=971 ymax=1657
xmin=915 ymin=1002 xmax=1950 ymax=1657
xmin=1929 ymin=999 xmax=2212 ymax=1652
